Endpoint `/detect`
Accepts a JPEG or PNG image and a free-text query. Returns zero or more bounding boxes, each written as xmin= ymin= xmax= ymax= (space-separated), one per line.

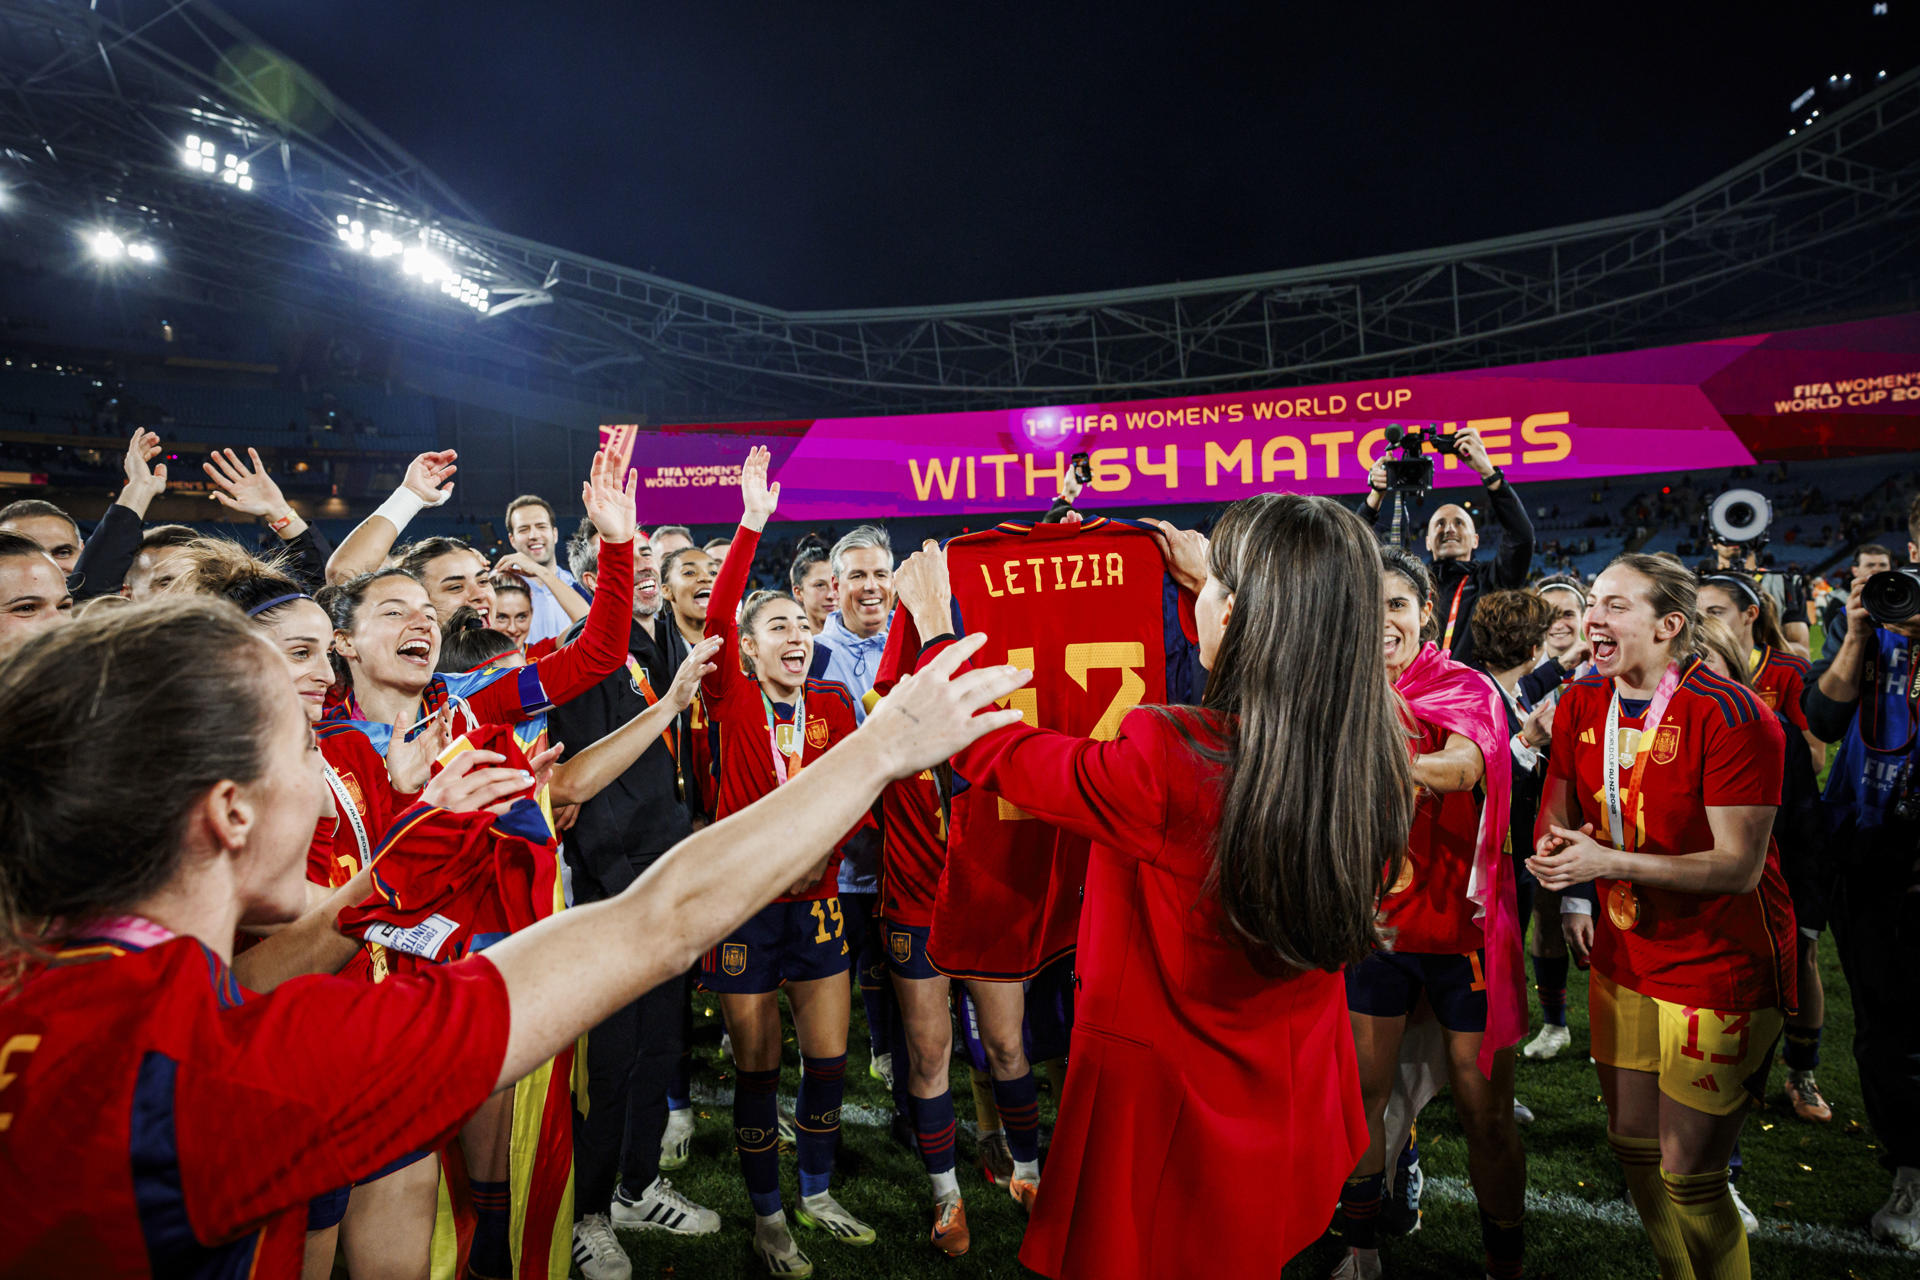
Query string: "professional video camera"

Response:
xmin=1380 ymin=423 xmax=1461 ymax=500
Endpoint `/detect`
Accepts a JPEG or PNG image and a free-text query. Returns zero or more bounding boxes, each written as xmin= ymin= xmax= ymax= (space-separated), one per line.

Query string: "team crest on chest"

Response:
xmin=1757 ymin=688 xmax=1780 ymax=709
xmin=1650 ymin=724 xmax=1682 ymax=765
xmin=806 ymin=716 xmax=830 ymax=750
xmin=721 ymin=943 xmax=748 ymax=975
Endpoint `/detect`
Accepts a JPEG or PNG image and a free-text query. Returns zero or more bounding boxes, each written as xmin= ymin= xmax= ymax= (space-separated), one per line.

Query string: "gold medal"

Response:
xmin=1607 ymin=881 xmax=1640 ymax=932
xmin=1390 ymin=859 xmax=1415 ymax=896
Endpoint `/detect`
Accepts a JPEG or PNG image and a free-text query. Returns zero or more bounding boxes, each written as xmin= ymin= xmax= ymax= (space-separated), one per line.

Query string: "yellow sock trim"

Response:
xmin=1661 ymin=1168 xmax=1750 ymax=1280
xmin=1607 ymin=1132 xmax=1696 ymax=1280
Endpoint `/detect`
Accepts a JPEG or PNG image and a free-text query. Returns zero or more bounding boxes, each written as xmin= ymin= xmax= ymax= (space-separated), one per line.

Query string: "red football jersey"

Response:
xmin=702 ymin=523 xmax=865 ymax=902
xmin=879 ymin=517 xmax=1184 ymax=980
xmin=313 ymin=724 xmax=401 ymax=890
xmin=1750 ymin=644 xmax=1811 ymax=733
xmin=1548 ymin=660 xmax=1796 ymax=1012
xmin=881 ymin=769 xmax=948 ymax=928
xmin=0 ymin=933 xmax=508 ymax=1278
xmin=1379 ymin=715 xmax=1486 ymax=954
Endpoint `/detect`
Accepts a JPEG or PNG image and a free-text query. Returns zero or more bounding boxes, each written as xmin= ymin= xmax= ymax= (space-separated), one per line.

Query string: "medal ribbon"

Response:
xmin=763 ymin=687 xmax=806 ymax=787
xmin=1604 ymin=660 xmax=1683 ymax=856
xmin=1440 ymin=579 xmax=1469 ymax=652
xmin=323 ymin=763 xmax=373 ymax=870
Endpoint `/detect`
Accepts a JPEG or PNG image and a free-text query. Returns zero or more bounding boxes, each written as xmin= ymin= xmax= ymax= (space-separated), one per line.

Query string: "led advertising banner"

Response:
xmin=609 ymin=311 xmax=1920 ymax=524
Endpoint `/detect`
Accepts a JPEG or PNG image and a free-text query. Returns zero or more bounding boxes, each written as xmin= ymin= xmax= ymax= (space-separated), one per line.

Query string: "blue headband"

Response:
xmin=246 ymin=592 xmax=310 ymax=618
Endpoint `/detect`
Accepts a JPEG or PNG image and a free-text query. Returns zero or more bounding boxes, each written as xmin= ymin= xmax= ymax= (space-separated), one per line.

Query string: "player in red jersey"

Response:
xmin=0 ymin=595 xmax=1027 ymax=1280
xmin=892 ymin=493 xmax=1412 ymax=1280
xmin=173 ymin=538 xmax=548 ymax=1280
xmin=1529 ymin=554 xmax=1791 ymax=1280
xmin=699 ymin=448 xmax=874 ymax=1276
xmin=1335 ymin=546 xmax=1526 ymax=1280
xmin=877 ymin=507 xmax=1197 ymax=1212
xmin=876 ymin=762 xmax=972 ymax=1255
xmin=1697 ymin=572 xmax=1831 ymax=1124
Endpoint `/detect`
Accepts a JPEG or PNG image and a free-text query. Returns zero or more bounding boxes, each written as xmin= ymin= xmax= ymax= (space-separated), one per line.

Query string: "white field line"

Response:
xmin=687 ymin=1081 xmax=1913 ymax=1262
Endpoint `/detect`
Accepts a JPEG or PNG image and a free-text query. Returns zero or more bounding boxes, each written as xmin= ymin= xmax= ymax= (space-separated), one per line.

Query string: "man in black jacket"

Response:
xmin=1360 ymin=425 xmax=1536 ymax=666
xmin=547 ymin=520 xmax=720 ymax=1272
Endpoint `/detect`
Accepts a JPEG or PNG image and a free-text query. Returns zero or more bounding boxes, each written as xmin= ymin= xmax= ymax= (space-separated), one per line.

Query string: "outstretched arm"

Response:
xmin=325 ymin=451 xmax=458 ymax=584
xmin=480 ymin=634 xmax=1028 ymax=1091
xmin=549 ymin=636 xmax=722 ymax=806
xmin=702 ymin=445 xmax=778 ymax=702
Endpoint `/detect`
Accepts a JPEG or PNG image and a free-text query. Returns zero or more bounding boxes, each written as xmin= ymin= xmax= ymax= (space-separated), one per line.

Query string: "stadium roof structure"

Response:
xmin=4 ymin=0 xmax=1920 ymax=423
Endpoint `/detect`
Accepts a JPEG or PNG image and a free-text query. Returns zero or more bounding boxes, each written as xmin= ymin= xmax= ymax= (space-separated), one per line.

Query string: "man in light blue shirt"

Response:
xmin=504 ymin=494 xmax=588 ymax=645
xmin=807 ymin=524 xmax=900 ymax=1093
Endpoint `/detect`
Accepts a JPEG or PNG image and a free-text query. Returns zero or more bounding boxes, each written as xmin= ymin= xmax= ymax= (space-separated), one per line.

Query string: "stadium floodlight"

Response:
xmin=127 ymin=243 xmax=158 ymax=263
xmin=87 ymin=229 xmax=125 ymax=260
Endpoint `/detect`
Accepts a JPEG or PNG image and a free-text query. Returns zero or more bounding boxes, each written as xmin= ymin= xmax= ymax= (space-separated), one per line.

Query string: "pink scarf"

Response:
xmin=1394 ymin=641 xmax=1523 ymax=1077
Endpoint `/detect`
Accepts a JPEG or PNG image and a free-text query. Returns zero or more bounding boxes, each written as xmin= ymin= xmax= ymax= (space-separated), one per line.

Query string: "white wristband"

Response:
xmin=373 ymin=484 xmax=446 ymax=534
xmin=1561 ymin=896 xmax=1594 ymax=916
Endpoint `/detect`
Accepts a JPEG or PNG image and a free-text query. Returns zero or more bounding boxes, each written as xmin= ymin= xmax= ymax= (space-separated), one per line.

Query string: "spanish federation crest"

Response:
xmin=806 ymin=716 xmax=830 ymax=750
xmin=721 ymin=943 xmax=748 ymax=975
xmin=890 ymin=931 xmax=913 ymax=964
xmin=1650 ymin=723 xmax=1682 ymax=766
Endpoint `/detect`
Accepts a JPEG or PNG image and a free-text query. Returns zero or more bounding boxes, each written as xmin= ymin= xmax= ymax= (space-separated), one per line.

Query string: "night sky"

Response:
xmin=227 ymin=2 xmax=1913 ymax=310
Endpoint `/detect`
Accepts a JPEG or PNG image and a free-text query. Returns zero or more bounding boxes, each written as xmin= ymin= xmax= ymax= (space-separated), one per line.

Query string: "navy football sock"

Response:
xmin=735 ymin=1067 xmax=783 ymax=1216
xmin=1341 ymin=1171 xmax=1386 ymax=1251
xmin=993 ymin=1071 xmax=1041 ymax=1166
xmin=468 ymin=1178 xmax=511 ymax=1280
xmin=1533 ymin=953 xmax=1570 ymax=1027
xmin=1784 ymin=1024 xmax=1822 ymax=1073
xmin=797 ymin=1054 xmax=846 ymax=1199
xmin=909 ymin=1089 xmax=959 ymax=1177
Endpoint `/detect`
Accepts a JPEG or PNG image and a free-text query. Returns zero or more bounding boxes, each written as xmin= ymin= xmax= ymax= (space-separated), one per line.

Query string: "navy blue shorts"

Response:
xmin=700 ymin=898 xmax=850 ymax=993
xmin=307 ymin=1185 xmax=350 ymax=1232
xmin=882 ymin=919 xmax=939 ymax=980
xmin=1346 ymin=949 xmax=1488 ymax=1033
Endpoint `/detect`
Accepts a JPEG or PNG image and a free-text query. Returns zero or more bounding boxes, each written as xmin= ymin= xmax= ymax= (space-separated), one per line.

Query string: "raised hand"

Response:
xmin=1454 ymin=426 xmax=1497 ymax=478
xmin=491 ymin=551 xmax=548 ymax=584
xmin=403 ymin=450 xmax=459 ymax=506
xmin=861 ymin=632 xmax=1030 ymax=780
xmin=386 ymin=705 xmax=454 ymax=796
xmin=668 ymin=636 xmax=723 ymax=710
xmin=116 ymin=428 xmax=168 ymax=515
xmin=1520 ymin=696 xmax=1556 ymax=750
xmin=203 ymin=448 xmax=292 ymax=520
xmin=740 ymin=444 xmax=779 ymax=530
xmin=581 ymin=425 xmax=639 ymax=544
xmin=893 ymin=540 xmax=952 ymax=636
xmin=1140 ymin=518 xmax=1210 ymax=595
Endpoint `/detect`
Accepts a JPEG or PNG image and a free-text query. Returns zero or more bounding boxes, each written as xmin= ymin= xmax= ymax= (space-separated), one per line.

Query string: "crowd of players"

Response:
xmin=0 ymin=422 xmax=1916 ymax=1280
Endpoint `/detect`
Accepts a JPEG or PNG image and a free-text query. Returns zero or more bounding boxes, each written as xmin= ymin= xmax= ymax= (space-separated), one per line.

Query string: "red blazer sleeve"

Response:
xmin=948 ymin=705 xmax=1176 ymax=866
xmin=468 ymin=537 xmax=633 ymax=722
xmin=702 ymin=523 xmax=762 ymax=706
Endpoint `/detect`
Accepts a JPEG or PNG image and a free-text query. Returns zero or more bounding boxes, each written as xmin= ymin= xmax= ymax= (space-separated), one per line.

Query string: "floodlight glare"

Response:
xmin=199 ymin=141 xmax=215 ymax=157
xmin=127 ymin=243 xmax=158 ymax=263
xmin=238 ymin=175 xmax=253 ymax=191
xmin=337 ymin=214 xmax=349 ymax=225
xmin=236 ymin=160 xmax=249 ymax=175
xmin=221 ymin=169 xmax=237 ymax=185
xmin=87 ymin=229 xmax=126 ymax=260
xmin=185 ymin=134 xmax=201 ymax=150
xmin=200 ymin=157 xmax=216 ymax=174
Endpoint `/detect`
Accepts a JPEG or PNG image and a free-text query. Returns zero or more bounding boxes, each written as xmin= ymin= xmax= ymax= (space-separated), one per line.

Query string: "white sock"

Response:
xmin=930 ymin=1170 xmax=960 ymax=1202
xmin=756 ymin=1210 xmax=790 ymax=1238
xmin=1013 ymin=1158 xmax=1041 ymax=1182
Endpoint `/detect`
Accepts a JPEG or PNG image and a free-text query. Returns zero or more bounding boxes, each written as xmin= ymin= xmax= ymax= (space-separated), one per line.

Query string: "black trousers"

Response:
xmin=573 ymin=969 xmax=689 ymax=1214
xmin=1827 ymin=834 xmax=1920 ymax=1170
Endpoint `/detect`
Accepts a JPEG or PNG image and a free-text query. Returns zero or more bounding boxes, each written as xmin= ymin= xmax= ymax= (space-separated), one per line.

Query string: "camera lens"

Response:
xmin=1862 ymin=567 xmax=1920 ymax=626
xmin=1725 ymin=501 xmax=1756 ymax=527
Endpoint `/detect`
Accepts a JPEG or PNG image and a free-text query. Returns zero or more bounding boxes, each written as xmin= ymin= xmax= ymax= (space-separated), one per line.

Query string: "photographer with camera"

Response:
xmin=1363 ymin=425 xmax=1536 ymax=666
xmin=1800 ymin=491 xmax=1920 ymax=1252
xmin=1696 ymin=487 xmax=1812 ymax=657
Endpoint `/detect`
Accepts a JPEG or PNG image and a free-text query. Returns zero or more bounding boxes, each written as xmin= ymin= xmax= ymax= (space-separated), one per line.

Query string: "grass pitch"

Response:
xmin=600 ymin=938 xmax=1908 ymax=1279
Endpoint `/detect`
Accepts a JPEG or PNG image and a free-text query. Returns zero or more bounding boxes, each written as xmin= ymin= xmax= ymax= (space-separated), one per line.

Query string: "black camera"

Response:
xmin=1379 ymin=423 xmax=1460 ymax=498
xmin=1863 ymin=566 xmax=1920 ymax=628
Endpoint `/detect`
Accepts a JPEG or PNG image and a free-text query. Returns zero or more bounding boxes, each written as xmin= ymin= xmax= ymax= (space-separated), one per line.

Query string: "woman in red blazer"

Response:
xmin=893 ymin=493 xmax=1416 ymax=1280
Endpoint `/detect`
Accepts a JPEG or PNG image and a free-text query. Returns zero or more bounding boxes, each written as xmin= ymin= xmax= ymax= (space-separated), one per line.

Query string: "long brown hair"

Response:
xmin=1168 ymin=493 xmax=1415 ymax=972
xmin=0 ymin=599 xmax=282 ymax=978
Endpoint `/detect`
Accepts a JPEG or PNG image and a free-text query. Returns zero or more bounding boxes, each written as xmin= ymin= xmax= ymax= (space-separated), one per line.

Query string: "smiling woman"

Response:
xmin=0 ymin=530 xmax=74 ymax=662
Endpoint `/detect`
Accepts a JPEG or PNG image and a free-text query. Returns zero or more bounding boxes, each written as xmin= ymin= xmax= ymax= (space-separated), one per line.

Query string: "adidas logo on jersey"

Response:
xmin=1690 ymin=1074 xmax=1721 ymax=1093
xmin=1580 ymin=728 xmax=1597 ymax=745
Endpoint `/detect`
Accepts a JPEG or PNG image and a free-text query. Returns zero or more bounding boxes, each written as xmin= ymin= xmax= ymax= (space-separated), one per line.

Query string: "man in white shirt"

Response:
xmin=503 ymin=494 xmax=588 ymax=645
